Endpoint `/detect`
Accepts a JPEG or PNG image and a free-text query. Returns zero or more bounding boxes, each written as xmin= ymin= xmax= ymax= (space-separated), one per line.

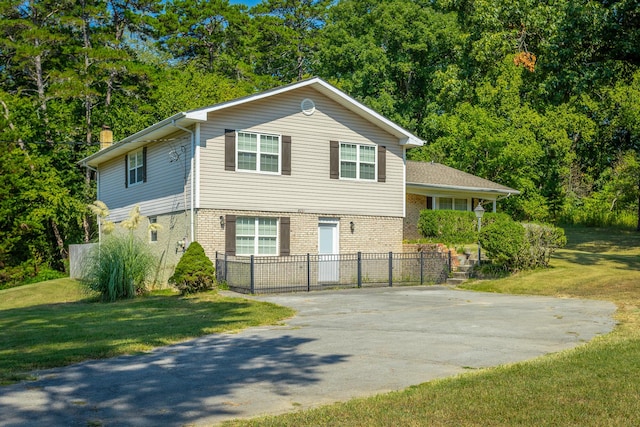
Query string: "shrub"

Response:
xmin=516 ymin=223 xmax=567 ymax=269
xmin=82 ymin=234 xmax=156 ymax=302
xmin=479 ymin=216 xmax=526 ymax=268
xmin=418 ymin=210 xmax=513 ymax=245
xmin=169 ymin=241 xmax=216 ymax=295
xmin=81 ymin=204 xmax=157 ymax=302
xmin=418 ymin=210 xmax=477 ymax=244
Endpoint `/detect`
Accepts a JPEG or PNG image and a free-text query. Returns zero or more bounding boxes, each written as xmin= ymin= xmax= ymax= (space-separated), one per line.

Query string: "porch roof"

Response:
xmin=406 ymin=161 xmax=520 ymax=196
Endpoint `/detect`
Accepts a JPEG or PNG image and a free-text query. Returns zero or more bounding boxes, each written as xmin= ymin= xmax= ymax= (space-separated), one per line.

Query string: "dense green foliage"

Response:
xmin=1 ymin=0 xmax=639 ymax=283
xmin=169 ymin=241 xmax=216 ymax=295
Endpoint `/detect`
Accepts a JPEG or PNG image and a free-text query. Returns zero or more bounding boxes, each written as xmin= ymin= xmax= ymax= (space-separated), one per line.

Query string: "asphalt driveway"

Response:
xmin=0 ymin=287 xmax=616 ymax=426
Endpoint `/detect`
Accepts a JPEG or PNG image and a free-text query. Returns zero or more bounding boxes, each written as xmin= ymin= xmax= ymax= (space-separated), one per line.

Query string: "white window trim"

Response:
xmin=149 ymin=216 xmax=158 ymax=243
xmin=236 ymin=131 xmax=282 ymax=175
xmin=339 ymin=141 xmax=377 ymax=181
xmin=236 ymin=217 xmax=279 ymax=256
xmin=437 ymin=196 xmax=470 ymax=211
xmin=128 ymin=148 xmax=144 ymax=187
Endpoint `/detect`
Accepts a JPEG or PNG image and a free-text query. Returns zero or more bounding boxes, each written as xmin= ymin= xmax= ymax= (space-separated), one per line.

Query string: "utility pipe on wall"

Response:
xmin=172 ymin=120 xmax=195 ymax=246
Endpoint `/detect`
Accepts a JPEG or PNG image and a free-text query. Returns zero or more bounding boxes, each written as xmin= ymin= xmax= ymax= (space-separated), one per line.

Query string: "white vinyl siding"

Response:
xmin=236 ymin=217 xmax=278 ymax=256
xmin=198 ymin=87 xmax=405 ymax=218
xmin=99 ymin=132 xmax=191 ymax=222
xmin=128 ymin=149 xmax=144 ymax=186
xmin=237 ymin=131 xmax=280 ymax=174
xmin=340 ymin=143 xmax=376 ymax=180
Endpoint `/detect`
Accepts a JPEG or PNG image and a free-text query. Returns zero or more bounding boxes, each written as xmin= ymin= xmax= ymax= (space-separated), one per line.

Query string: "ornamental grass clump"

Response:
xmin=83 ymin=204 xmax=158 ymax=302
xmin=169 ymin=241 xmax=216 ymax=295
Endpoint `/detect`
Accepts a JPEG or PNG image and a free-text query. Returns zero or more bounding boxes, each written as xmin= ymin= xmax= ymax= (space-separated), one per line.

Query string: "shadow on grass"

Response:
xmin=555 ymin=250 xmax=640 ymax=270
xmin=0 ymin=295 xmax=350 ymax=425
xmin=0 ymin=295 xmax=294 ymax=377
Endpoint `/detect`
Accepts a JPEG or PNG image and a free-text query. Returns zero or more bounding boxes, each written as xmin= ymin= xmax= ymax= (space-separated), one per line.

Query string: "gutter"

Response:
xmin=172 ymin=120 xmax=195 ymax=247
xmin=406 ymin=182 xmax=520 ymax=195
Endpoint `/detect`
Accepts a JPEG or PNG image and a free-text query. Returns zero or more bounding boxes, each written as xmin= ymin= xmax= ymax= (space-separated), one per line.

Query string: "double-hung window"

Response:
xmin=236 ymin=217 xmax=278 ymax=256
xmin=439 ymin=197 xmax=468 ymax=211
xmin=237 ymin=131 xmax=280 ymax=173
xmin=340 ymin=142 xmax=376 ymax=180
xmin=128 ymin=149 xmax=145 ymax=186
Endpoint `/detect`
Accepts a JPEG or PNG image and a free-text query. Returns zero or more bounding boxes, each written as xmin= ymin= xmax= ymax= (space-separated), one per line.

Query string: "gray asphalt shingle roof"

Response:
xmin=406 ymin=160 xmax=520 ymax=194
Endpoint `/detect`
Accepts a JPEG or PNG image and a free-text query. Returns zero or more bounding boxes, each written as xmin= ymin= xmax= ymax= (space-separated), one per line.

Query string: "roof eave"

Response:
xmin=79 ymin=112 xmax=201 ymax=167
xmin=407 ymin=182 xmax=520 ymax=196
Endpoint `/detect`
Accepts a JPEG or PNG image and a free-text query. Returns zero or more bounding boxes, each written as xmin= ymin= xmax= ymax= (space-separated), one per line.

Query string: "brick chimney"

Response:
xmin=99 ymin=125 xmax=113 ymax=150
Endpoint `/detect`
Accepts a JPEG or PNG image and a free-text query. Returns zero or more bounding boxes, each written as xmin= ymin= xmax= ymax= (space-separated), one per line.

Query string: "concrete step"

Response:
xmin=446 ymin=277 xmax=468 ymax=285
xmin=451 ymin=271 xmax=469 ymax=279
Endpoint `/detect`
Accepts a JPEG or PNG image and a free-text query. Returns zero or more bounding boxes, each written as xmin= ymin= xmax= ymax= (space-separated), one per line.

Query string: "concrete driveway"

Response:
xmin=0 ymin=287 xmax=616 ymax=426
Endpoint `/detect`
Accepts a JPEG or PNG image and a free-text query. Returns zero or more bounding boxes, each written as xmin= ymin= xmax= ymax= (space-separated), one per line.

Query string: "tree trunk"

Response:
xmin=51 ymin=220 xmax=67 ymax=259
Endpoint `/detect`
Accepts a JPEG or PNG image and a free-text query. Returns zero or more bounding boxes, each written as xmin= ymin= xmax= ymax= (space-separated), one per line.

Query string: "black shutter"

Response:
xmin=280 ymin=217 xmax=290 ymax=256
xmin=225 ymin=129 xmax=235 ymax=171
xmin=330 ymin=140 xmax=339 ymax=179
xmin=142 ymin=147 xmax=148 ymax=183
xmin=124 ymin=154 xmax=128 ymax=188
xmin=282 ymin=135 xmax=291 ymax=175
xmin=377 ymin=145 xmax=386 ymax=182
xmin=225 ymin=215 xmax=236 ymax=256
xmin=427 ymin=196 xmax=433 ymax=210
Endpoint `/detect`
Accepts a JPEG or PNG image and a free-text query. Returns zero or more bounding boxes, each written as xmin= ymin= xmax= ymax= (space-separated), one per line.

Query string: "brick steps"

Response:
xmin=446 ymin=256 xmax=477 ymax=286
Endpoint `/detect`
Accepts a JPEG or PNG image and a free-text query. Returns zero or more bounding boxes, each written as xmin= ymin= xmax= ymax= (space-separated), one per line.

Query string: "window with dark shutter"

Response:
xmin=124 ymin=155 xmax=128 ymax=188
xmin=280 ymin=217 xmax=290 ymax=256
xmin=225 ymin=129 xmax=235 ymax=171
xmin=225 ymin=215 xmax=236 ymax=255
xmin=330 ymin=140 xmax=339 ymax=179
xmin=282 ymin=135 xmax=291 ymax=175
xmin=377 ymin=145 xmax=386 ymax=182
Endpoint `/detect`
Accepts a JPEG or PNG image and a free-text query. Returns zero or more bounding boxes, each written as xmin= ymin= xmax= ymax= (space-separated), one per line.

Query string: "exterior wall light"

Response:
xmin=219 ymin=215 xmax=225 ymax=228
xmin=350 ymin=221 xmax=355 ymax=233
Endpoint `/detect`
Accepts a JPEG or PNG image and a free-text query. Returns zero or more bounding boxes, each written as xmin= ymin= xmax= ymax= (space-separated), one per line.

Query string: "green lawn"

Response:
xmin=0 ymin=280 xmax=295 ymax=385
xmin=222 ymin=226 xmax=640 ymax=426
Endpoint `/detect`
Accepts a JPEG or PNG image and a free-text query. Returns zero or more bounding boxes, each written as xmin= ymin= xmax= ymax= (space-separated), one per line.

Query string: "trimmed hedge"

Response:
xmin=169 ymin=241 xmax=216 ymax=295
xmin=418 ymin=209 xmax=566 ymax=272
xmin=417 ymin=209 xmax=511 ymax=244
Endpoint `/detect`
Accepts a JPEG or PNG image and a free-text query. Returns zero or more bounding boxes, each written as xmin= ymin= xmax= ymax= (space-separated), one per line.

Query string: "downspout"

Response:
xmin=172 ymin=120 xmax=195 ymax=246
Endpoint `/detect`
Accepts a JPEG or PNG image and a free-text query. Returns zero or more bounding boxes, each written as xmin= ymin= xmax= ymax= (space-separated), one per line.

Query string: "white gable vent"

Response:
xmin=301 ymin=98 xmax=316 ymax=116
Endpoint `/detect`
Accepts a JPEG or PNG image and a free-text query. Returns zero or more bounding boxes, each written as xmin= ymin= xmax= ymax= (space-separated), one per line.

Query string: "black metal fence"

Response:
xmin=215 ymin=251 xmax=451 ymax=294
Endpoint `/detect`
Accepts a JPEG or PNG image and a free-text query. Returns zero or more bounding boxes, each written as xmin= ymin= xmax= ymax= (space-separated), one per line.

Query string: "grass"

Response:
xmin=0 ymin=279 xmax=295 ymax=385
xmin=222 ymin=226 xmax=640 ymax=426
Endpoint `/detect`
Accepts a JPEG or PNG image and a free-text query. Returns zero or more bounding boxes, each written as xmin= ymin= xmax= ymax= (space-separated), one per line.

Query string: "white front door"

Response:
xmin=318 ymin=221 xmax=339 ymax=283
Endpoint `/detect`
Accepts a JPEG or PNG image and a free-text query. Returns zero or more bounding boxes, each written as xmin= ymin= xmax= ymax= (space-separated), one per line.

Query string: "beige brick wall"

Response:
xmin=196 ymin=209 xmax=404 ymax=260
xmin=404 ymin=193 xmax=427 ymax=241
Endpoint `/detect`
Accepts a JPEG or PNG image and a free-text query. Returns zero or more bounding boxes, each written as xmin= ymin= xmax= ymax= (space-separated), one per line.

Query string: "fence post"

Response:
xmin=250 ymin=255 xmax=255 ymax=294
xmin=388 ymin=251 xmax=393 ymax=287
xmin=307 ymin=253 xmax=311 ymax=292
xmin=357 ymin=252 xmax=362 ymax=288
xmin=224 ymin=252 xmax=228 ymax=283
xmin=448 ymin=250 xmax=452 ymax=274
xmin=420 ymin=251 xmax=424 ymax=285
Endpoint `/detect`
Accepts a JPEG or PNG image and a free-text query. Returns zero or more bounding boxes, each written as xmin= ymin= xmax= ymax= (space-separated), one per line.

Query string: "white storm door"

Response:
xmin=318 ymin=221 xmax=339 ymax=283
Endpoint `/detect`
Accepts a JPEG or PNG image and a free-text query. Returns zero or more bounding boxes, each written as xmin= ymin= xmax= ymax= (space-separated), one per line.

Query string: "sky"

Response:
xmin=229 ymin=0 xmax=262 ymax=7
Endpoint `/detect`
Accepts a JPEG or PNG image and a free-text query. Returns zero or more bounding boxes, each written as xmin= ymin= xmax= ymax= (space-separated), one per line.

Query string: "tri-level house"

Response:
xmin=80 ymin=78 xmax=518 ymax=281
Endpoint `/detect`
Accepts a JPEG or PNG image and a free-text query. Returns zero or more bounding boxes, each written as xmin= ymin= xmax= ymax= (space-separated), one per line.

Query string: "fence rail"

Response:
xmin=215 ymin=251 xmax=451 ymax=294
